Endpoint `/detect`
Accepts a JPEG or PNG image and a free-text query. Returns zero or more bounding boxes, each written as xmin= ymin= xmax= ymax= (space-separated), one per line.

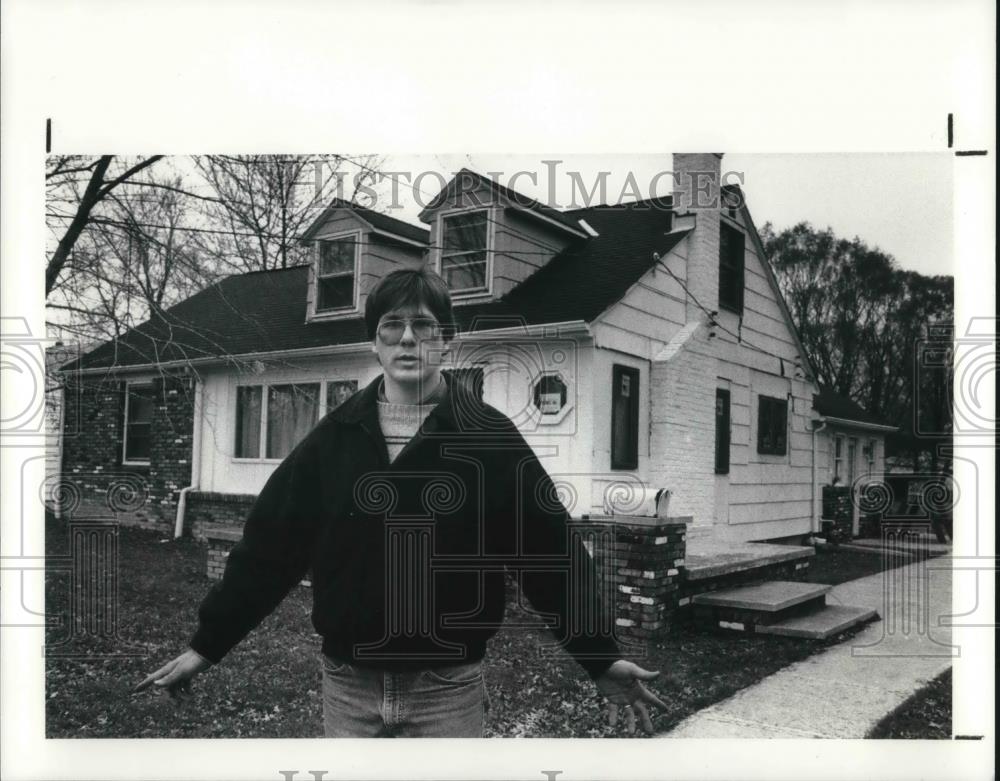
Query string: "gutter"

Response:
xmin=66 ymin=340 xmax=376 ymax=377
xmin=174 ymin=375 xmax=204 ymax=539
xmin=456 ymin=320 xmax=592 ymax=340
xmin=819 ymin=415 xmax=897 ymax=433
xmin=810 ymin=418 xmax=828 ymax=534
xmin=67 ymin=321 xmax=594 ymax=377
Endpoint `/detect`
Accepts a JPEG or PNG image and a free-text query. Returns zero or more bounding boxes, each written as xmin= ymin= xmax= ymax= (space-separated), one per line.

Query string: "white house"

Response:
xmin=60 ymin=154 xmax=894 ymax=546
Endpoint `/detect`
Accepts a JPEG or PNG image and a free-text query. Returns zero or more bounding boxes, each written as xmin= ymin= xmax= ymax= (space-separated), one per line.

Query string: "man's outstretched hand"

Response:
xmin=132 ymin=648 xmax=212 ymax=701
xmin=595 ymin=659 xmax=671 ymax=735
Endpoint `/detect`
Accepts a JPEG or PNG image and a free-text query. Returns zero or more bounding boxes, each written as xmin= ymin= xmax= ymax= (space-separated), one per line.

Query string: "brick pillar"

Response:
xmin=821 ymin=485 xmax=853 ymax=539
xmin=202 ymin=524 xmax=243 ymax=580
xmin=583 ymin=515 xmax=688 ymax=642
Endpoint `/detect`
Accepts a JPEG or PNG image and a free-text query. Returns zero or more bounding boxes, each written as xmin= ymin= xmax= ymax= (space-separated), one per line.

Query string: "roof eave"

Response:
xmin=67 ymin=340 xmax=376 ymax=376
xmin=819 ymin=415 xmax=898 ymax=432
xmin=419 ymin=169 xmax=588 ymax=239
xmin=458 ymin=319 xmax=592 ymax=340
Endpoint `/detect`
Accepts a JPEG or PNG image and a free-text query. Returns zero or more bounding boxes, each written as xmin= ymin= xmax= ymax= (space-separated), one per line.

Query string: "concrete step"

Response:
xmin=691 ymin=581 xmax=831 ymax=613
xmin=756 ymin=604 xmax=879 ymax=640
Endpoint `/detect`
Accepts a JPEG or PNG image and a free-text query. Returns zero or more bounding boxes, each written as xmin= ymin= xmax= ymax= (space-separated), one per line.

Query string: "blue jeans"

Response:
xmin=320 ymin=654 xmax=486 ymax=737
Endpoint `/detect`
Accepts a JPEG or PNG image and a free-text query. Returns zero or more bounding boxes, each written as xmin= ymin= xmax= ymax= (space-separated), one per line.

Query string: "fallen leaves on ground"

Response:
xmin=44 ymin=514 xmax=885 ymax=739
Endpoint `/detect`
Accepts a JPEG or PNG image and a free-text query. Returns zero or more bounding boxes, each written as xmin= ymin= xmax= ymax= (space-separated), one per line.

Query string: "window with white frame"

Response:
xmin=440 ymin=211 xmax=489 ymax=294
xmin=326 ymin=379 xmax=358 ymax=412
xmin=235 ymin=386 xmax=263 ymax=459
xmin=267 ymin=384 xmax=320 ymax=458
xmin=756 ymin=395 xmax=787 ymax=455
xmin=236 ymin=380 xmax=354 ymax=460
xmin=122 ymin=383 xmax=156 ymax=464
xmin=315 ymin=236 xmax=359 ymax=312
xmin=832 ymin=434 xmax=844 ymax=483
xmin=864 ymin=438 xmax=876 ymax=475
xmin=846 ymin=437 xmax=858 ymax=486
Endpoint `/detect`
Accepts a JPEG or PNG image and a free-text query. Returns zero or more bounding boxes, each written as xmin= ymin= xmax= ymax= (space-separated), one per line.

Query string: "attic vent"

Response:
xmin=577 ymin=219 xmax=599 ymax=238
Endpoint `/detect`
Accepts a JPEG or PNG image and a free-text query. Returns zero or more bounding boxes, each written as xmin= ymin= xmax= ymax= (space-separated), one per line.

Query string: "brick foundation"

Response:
xmin=186 ymin=491 xmax=256 ymax=540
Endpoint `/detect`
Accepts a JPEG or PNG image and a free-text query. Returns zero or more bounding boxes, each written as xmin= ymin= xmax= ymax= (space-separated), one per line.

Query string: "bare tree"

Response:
xmin=47 ymin=166 xmax=216 ymax=344
xmin=192 ymin=154 xmax=382 ymax=272
xmin=46 ymin=155 xmax=165 ymax=296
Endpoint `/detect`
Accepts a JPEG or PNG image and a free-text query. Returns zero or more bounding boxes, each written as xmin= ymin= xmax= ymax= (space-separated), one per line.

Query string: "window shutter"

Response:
xmin=715 ymin=388 xmax=731 ymax=474
xmin=719 ymin=223 xmax=745 ymax=315
xmin=611 ymin=365 xmax=640 ymax=470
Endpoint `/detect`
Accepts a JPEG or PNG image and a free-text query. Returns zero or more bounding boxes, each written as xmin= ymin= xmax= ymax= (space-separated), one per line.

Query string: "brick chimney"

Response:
xmin=672 ymin=153 xmax=723 ymax=323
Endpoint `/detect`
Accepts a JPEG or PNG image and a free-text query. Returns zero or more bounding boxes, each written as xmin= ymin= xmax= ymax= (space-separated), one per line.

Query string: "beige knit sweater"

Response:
xmin=376 ymin=377 xmax=447 ymax=462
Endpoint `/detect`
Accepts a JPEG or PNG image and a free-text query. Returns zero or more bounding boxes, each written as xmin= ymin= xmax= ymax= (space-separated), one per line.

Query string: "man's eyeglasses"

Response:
xmin=376 ymin=317 xmax=442 ymax=344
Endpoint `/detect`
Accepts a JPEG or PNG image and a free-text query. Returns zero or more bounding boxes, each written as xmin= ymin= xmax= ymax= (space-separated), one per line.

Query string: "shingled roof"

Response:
xmin=812 ymin=385 xmax=894 ymax=428
xmin=456 ymin=199 xmax=684 ymax=330
xmin=66 ymin=198 xmax=684 ymax=372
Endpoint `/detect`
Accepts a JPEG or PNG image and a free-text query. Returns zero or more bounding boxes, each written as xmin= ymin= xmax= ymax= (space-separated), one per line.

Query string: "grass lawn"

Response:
xmin=804 ymin=542 xmax=945 ymax=586
xmin=45 ymin=515 xmax=883 ymax=738
xmin=867 ymin=668 xmax=952 ymax=739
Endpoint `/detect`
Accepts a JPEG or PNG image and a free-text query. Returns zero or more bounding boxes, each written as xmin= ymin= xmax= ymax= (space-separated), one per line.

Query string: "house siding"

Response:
xmin=589 ymin=348 xmax=651 ymax=514
xmin=648 ymin=324 xmax=717 ymax=527
xmin=591 ymin=238 xmax=688 ymax=359
xmin=595 ymin=161 xmax=822 ymax=542
xmin=359 ymin=234 xmax=425 ymax=301
xmin=492 ymin=209 xmax=572 ymax=299
xmin=197 ymin=334 xmax=594 ymax=500
xmin=198 ymin=354 xmax=377 ymax=495
xmin=426 ymin=182 xmax=578 ymax=303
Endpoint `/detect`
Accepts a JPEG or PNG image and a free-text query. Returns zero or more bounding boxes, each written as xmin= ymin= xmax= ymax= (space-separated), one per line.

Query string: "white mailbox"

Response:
xmin=603 ymin=487 xmax=671 ymax=518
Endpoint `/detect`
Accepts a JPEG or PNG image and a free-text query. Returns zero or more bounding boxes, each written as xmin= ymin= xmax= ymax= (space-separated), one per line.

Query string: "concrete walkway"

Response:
xmin=661 ymin=554 xmax=955 ymax=738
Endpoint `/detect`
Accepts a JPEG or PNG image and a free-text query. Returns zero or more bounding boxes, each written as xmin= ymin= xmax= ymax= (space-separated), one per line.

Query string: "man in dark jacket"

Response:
xmin=136 ymin=267 xmax=667 ymax=737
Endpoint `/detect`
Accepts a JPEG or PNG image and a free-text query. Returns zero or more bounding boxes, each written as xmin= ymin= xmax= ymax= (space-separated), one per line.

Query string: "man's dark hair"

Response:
xmin=364 ymin=267 xmax=455 ymax=341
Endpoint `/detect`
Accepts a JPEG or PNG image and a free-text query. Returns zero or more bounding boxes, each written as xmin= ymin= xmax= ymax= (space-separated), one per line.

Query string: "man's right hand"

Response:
xmin=133 ymin=649 xmax=213 ymax=699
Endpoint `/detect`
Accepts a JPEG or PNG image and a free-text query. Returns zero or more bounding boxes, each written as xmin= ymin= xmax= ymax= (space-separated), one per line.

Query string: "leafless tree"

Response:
xmin=46 ymin=155 xmax=165 ymax=296
xmin=47 ymin=163 xmax=221 ymax=342
xmin=191 ymin=154 xmax=383 ymax=272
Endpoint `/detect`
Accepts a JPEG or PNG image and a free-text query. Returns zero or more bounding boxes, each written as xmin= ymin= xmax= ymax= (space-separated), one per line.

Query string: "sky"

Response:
xmin=359 ymin=153 xmax=955 ymax=277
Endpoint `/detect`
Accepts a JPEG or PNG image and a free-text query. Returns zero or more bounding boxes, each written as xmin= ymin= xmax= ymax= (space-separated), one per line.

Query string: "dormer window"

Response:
xmin=316 ymin=233 xmax=360 ymax=312
xmin=440 ymin=210 xmax=489 ymax=294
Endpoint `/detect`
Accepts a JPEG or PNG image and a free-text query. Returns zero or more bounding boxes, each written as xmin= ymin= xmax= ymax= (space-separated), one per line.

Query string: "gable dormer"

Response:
xmin=299 ymin=199 xmax=429 ymax=322
xmin=420 ymin=169 xmax=591 ymax=301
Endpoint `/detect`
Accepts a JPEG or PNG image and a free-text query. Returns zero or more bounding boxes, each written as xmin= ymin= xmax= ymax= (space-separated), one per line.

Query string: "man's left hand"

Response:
xmin=595 ymin=659 xmax=671 ymax=735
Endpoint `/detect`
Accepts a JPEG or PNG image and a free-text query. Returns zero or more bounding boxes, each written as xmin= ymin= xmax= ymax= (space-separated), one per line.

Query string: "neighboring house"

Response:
xmin=58 ymin=154 xmax=895 ymax=545
xmin=812 ymin=385 xmax=897 ymax=536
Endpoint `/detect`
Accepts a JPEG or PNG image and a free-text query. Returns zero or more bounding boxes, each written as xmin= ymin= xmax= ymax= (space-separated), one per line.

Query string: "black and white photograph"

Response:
xmin=1 ymin=2 xmax=994 ymax=780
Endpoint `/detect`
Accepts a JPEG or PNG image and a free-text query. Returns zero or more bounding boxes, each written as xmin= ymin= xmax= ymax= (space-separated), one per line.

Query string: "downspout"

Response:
xmin=810 ymin=418 xmax=828 ymax=535
xmin=174 ymin=375 xmax=204 ymax=539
